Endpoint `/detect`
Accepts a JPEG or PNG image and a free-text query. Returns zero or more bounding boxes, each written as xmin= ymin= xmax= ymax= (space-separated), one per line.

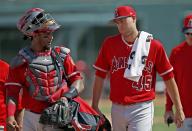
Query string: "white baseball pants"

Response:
xmin=111 ymin=100 xmax=154 ymax=131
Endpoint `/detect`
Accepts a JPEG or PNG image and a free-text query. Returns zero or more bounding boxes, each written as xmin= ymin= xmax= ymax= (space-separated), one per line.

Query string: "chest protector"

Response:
xmin=19 ymin=47 xmax=68 ymax=101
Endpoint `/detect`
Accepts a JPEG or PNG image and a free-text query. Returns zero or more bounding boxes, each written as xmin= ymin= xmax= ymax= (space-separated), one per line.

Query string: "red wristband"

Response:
xmin=7 ymin=102 xmax=16 ymax=116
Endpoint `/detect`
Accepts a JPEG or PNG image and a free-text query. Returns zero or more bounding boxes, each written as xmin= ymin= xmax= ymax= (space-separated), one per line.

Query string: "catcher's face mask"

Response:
xmin=17 ymin=8 xmax=60 ymax=37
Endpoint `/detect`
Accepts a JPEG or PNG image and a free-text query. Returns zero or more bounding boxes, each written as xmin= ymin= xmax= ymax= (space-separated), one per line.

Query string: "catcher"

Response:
xmin=5 ymin=8 xmax=111 ymax=131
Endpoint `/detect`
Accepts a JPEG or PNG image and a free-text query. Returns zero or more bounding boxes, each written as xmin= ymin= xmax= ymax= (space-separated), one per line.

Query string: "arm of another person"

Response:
xmin=91 ymin=75 xmax=105 ymax=115
xmin=15 ymin=109 xmax=24 ymax=130
xmin=14 ymin=92 xmax=24 ymax=130
xmin=164 ymin=78 xmax=185 ymax=128
xmin=6 ymin=68 xmax=24 ymax=131
xmin=6 ymin=98 xmax=20 ymax=131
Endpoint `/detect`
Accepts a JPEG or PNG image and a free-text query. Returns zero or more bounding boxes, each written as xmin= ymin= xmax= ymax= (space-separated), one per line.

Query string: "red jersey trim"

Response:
xmin=5 ymin=82 xmax=22 ymax=87
xmin=68 ymin=71 xmax=81 ymax=78
xmin=93 ymin=65 xmax=108 ymax=73
xmin=159 ymin=67 xmax=173 ymax=76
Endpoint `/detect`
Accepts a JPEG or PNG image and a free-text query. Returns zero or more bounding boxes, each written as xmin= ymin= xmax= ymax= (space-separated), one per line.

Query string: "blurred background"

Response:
xmin=0 ymin=0 xmax=191 ymax=130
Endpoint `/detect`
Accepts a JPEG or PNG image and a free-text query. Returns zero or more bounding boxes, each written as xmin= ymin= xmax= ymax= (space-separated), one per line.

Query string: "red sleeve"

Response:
xmin=64 ymin=55 xmax=82 ymax=85
xmin=0 ymin=60 xmax=9 ymax=122
xmin=6 ymin=65 xmax=25 ymax=116
xmin=93 ymin=39 xmax=110 ymax=78
xmin=154 ymin=40 xmax=174 ymax=80
xmin=0 ymin=60 xmax=9 ymax=83
xmin=0 ymin=82 xmax=6 ymax=125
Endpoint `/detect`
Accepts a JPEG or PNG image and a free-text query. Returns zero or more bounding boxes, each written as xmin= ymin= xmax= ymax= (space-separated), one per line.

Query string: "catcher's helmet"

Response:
xmin=17 ymin=8 xmax=60 ymax=36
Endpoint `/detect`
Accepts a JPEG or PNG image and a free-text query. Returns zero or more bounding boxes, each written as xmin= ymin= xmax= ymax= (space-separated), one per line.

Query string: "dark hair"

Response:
xmin=23 ymin=35 xmax=33 ymax=41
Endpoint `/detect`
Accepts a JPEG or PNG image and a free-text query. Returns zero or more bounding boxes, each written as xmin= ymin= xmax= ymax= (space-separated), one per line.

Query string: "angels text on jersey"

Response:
xmin=111 ymin=56 xmax=153 ymax=92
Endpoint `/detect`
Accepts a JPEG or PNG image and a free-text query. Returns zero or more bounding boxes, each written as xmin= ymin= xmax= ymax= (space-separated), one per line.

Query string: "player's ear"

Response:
xmin=132 ymin=16 xmax=136 ymax=22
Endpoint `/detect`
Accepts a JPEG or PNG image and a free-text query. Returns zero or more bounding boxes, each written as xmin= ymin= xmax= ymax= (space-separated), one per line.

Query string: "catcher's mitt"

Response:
xmin=39 ymin=98 xmax=73 ymax=128
xmin=98 ymin=114 xmax=112 ymax=131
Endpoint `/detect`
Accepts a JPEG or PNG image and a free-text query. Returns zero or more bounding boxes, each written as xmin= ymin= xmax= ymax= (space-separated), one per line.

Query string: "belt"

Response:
xmin=25 ymin=109 xmax=41 ymax=114
xmin=113 ymin=100 xmax=152 ymax=106
xmin=0 ymin=125 xmax=4 ymax=130
xmin=113 ymin=102 xmax=133 ymax=106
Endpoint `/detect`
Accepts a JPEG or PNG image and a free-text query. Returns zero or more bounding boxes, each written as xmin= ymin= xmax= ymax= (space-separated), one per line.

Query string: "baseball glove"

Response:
xmin=98 ymin=114 xmax=112 ymax=131
xmin=39 ymin=98 xmax=73 ymax=128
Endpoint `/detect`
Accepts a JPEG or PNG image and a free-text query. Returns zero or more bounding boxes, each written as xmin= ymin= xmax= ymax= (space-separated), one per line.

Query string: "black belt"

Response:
xmin=26 ymin=109 xmax=41 ymax=114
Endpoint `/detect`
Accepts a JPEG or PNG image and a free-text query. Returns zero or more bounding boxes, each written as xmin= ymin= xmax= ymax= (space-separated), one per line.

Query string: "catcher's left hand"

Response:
xmin=39 ymin=97 xmax=73 ymax=128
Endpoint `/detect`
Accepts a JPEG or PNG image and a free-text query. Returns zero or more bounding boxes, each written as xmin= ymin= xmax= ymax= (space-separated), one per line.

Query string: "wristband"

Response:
xmin=63 ymin=86 xmax=78 ymax=99
xmin=7 ymin=102 xmax=16 ymax=117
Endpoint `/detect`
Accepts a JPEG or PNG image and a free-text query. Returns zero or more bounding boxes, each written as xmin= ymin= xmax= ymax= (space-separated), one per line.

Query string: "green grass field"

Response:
xmin=96 ymin=94 xmax=176 ymax=131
